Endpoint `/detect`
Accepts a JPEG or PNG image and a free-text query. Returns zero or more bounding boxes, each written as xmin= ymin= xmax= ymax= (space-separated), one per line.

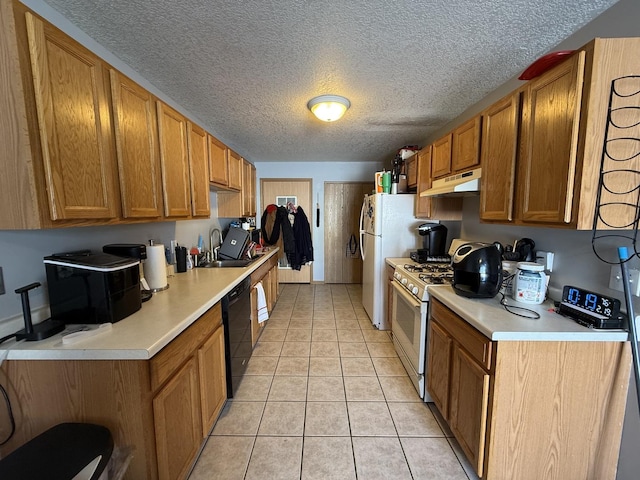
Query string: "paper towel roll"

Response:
xmin=146 ymin=244 xmax=169 ymax=291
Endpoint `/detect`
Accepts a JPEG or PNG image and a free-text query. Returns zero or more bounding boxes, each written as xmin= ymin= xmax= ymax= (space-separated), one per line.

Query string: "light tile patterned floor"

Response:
xmin=189 ymin=284 xmax=477 ymax=480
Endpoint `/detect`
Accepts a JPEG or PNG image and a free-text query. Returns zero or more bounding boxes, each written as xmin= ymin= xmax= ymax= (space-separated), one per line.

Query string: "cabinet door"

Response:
xmin=217 ymin=191 xmax=243 ymax=218
xmin=198 ymin=325 xmax=227 ymax=437
xmin=242 ymin=159 xmax=255 ymax=217
xmin=414 ymin=147 xmax=432 ymax=218
xmin=250 ymin=287 xmax=260 ymax=347
xmin=269 ymin=262 xmax=279 ymax=304
xmin=208 ymin=135 xmax=229 ymax=187
xmin=406 ymin=155 xmax=418 ymax=188
xmin=479 ymin=93 xmax=520 ymax=221
xmin=431 ymin=134 xmax=452 ymax=178
xmin=452 ymin=116 xmax=481 ymax=172
xmin=110 ymin=70 xmax=163 ymax=219
xmin=517 ymin=51 xmax=586 ymax=224
xmin=249 ymin=163 xmax=257 ymax=216
xmin=25 ymin=13 xmax=118 ymax=220
xmin=187 ymin=122 xmax=211 ymax=217
xmin=153 ymin=356 xmax=202 ymax=480
xmin=158 ymin=102 xmax=191 ymax=217
xmin=449 ymin=347 xmax=490 ymax=478
xmin=228 ymin=149 xmax=243 ymax=191
xmin=426 ymin=320 xmax=452 ymax=419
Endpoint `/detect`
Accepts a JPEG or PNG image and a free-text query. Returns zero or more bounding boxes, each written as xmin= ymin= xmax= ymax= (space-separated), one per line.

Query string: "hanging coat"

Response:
xmin=291 ymin=206 xmax=313 ymax=270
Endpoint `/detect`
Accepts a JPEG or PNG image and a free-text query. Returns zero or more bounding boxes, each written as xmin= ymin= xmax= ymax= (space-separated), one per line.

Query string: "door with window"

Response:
xmin=260 ymin=179 xmax=312 ymax=283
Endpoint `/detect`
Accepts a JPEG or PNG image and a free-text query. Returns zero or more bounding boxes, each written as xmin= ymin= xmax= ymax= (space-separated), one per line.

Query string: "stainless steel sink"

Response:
xmin=198 ymin=259 xmax=254 ymax=268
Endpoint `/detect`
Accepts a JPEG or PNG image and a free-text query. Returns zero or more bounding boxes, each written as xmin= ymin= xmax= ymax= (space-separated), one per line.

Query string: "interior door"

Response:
xmin=324 ymin=182 xmax=373 ymax=283
xmin=260 ymin=179 xmax=312 ymax=283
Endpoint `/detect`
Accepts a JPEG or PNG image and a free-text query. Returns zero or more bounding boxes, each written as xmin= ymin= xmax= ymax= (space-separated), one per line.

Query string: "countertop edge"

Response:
xmin=0 ymin=248 xmax=280 ymax=360
xmin=428 ymin=286 xmax=629 ymax=342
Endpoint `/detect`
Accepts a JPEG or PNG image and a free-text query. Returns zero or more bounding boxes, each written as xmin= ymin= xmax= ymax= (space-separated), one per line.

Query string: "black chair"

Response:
xmin=0 ymin=423 xmax=113 ymax=480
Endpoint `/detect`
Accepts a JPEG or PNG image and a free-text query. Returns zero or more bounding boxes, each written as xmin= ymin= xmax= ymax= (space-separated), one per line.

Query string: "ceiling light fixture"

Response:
xmin=307 ymin=95 xmax=351 ymax=122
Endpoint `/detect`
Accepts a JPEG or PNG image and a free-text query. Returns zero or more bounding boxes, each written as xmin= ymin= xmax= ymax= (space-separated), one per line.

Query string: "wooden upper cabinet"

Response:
xmin=415 ymin=147 xmax=433 ymax=218
xmin=242 ymin=159 xmax=256 ymax=217
xmin=431 ymin=133 xmax=452 ymax=179
xmin=517 ymin=51 xmax=585 ymax=225
xmin=187 ymin=122 xmax=211 ymax=217
xmin=110 ymin=70 xmax=163 ymax=219
xmin=227 ymin=149 xmax=243 ymax=191
xmin=157 ymin=102 xmax=191 ymax=217
xmin=208 ymin=135 xmax=229 ymax=187
xmin=25 ymin=12 xmax=118 ymax=220
xmin=452 ymin=116 xmax=481 ymax=172
xmin=406 ymin=154 xmax=418 ymax=189
xmin=415 ymin=146 xmax=463 ymax=220
xmin=479 ymin=92 xmax=520 ymax=222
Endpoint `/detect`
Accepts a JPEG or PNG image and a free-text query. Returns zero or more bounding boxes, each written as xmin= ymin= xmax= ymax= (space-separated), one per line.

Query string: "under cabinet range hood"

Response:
xmin=420 ymin=168 xmax=481 ymax=197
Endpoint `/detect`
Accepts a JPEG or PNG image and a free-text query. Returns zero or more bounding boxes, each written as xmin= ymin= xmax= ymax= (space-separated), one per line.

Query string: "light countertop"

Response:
xmin=429 ymin=285 xmax=629 ymax=342
xmin=387 ymin=256 xmax=628 ymax=342
xmin=0 ymin=249 xmax=279 ymax=361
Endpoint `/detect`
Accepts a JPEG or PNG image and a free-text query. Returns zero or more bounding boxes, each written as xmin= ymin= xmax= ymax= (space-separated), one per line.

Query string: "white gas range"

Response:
xmin=390 ymin=248 xmax=460 ymax=401
xmin=392 ymin=262 xmax=454 ymax=302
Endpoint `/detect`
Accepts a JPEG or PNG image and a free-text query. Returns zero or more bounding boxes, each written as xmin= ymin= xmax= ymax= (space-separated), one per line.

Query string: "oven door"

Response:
xmin=391 ymin=280 xmax=427 ymax=398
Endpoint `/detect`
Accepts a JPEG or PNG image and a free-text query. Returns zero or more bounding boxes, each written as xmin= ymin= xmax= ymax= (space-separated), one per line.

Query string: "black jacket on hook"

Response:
xmin=291 ymin=206 xmax=313 ymax=270
xmin=261 ymin=205 xmax=295 ymax=257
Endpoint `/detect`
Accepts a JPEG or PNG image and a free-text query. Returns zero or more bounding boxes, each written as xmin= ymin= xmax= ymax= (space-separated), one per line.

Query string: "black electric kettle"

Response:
xmin=417 ymin=223 xmax=448 ymax=256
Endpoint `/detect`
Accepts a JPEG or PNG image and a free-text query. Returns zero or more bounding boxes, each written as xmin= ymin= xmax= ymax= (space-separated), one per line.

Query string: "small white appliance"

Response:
xmin=359 ymin=193 xmax=419 ymax=330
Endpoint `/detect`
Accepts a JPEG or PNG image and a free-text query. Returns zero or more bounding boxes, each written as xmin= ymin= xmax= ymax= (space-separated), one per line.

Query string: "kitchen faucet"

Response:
xmin=209 ymin=227 xmax=223 ymax=260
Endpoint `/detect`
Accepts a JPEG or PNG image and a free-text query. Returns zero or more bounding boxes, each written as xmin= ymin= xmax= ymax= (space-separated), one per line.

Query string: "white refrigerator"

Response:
xmin=359 ymin=193 xmax=419 ymax=330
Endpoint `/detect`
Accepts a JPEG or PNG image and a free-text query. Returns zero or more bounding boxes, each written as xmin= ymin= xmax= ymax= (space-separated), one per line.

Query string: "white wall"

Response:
xmin=254 ymin=161 xmax=383 ymax=282
xmin=0 ymin=193 xmax=221 ymax=335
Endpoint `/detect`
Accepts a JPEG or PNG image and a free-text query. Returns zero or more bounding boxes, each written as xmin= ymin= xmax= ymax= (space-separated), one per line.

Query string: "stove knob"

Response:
xmin=412 ymin=286 xmax=419 ymax=295
xmin=401 ymin=277 xmax=408 ymax=285
xmin=394 ymin=272 xmax=401 ymax=280
xmin=407 ymin=283 xmax=414 ymax=291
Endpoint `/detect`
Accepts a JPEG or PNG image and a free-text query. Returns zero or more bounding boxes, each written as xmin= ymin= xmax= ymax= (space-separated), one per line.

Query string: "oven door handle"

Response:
xmin=392 ymin=280 xmax=422 ymax=308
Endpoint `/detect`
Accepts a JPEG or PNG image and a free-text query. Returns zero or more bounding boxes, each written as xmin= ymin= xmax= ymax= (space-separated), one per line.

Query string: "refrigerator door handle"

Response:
xmin=359 ymin=199 xmax=366 ymax=260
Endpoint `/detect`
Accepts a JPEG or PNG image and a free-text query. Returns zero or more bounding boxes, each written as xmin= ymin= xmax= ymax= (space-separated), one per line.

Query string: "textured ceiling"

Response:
xmin=43 ymin=0 xmax=618 ymax=163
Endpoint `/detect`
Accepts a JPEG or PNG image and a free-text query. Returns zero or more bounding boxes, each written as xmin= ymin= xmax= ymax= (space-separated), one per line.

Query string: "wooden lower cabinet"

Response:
xmin=198 ymin=325 xmax=227 ymax=437
xmin=153 ymin=357 xmax=202 ymax=480
xmin=426 ymin=320 xmax=452 ymax=418
xmin=427 ymin=298 xmax=631 ymax=479
xmin=250 ymin=254 xmax=279 ymax=346
xmin=449 ymin=347 xmax=490 ymax=474
xmin=0 ymin=303 xmax=227 ymax=480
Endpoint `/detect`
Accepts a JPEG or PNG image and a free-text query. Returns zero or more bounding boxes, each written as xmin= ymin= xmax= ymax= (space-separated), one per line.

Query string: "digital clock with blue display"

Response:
xmin=558 ymin=285 xmax=624 ymax=329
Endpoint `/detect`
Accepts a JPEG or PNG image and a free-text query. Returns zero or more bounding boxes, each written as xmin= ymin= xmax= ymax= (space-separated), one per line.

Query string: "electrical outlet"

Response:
xmin=535 ymin=251 xmax=554 ymax=272
xmin=0 ymin=266 xmax=4 ymax=295
xmin=609 ymin=265 xmax=640 ymax=296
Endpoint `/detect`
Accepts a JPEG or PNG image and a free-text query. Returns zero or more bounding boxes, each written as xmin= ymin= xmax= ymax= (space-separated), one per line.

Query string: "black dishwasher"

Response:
xmin=221 ymin=276 xmax=252 ymax=397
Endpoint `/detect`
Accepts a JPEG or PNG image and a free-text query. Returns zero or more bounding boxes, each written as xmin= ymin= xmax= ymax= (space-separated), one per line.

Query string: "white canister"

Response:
xmin=513 ymin=262 xmax=547 ymax=304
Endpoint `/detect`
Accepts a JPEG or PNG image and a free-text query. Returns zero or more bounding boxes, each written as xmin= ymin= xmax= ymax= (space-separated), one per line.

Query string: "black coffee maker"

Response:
xmin=411 ymin=223 xmax=448 ymax=262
